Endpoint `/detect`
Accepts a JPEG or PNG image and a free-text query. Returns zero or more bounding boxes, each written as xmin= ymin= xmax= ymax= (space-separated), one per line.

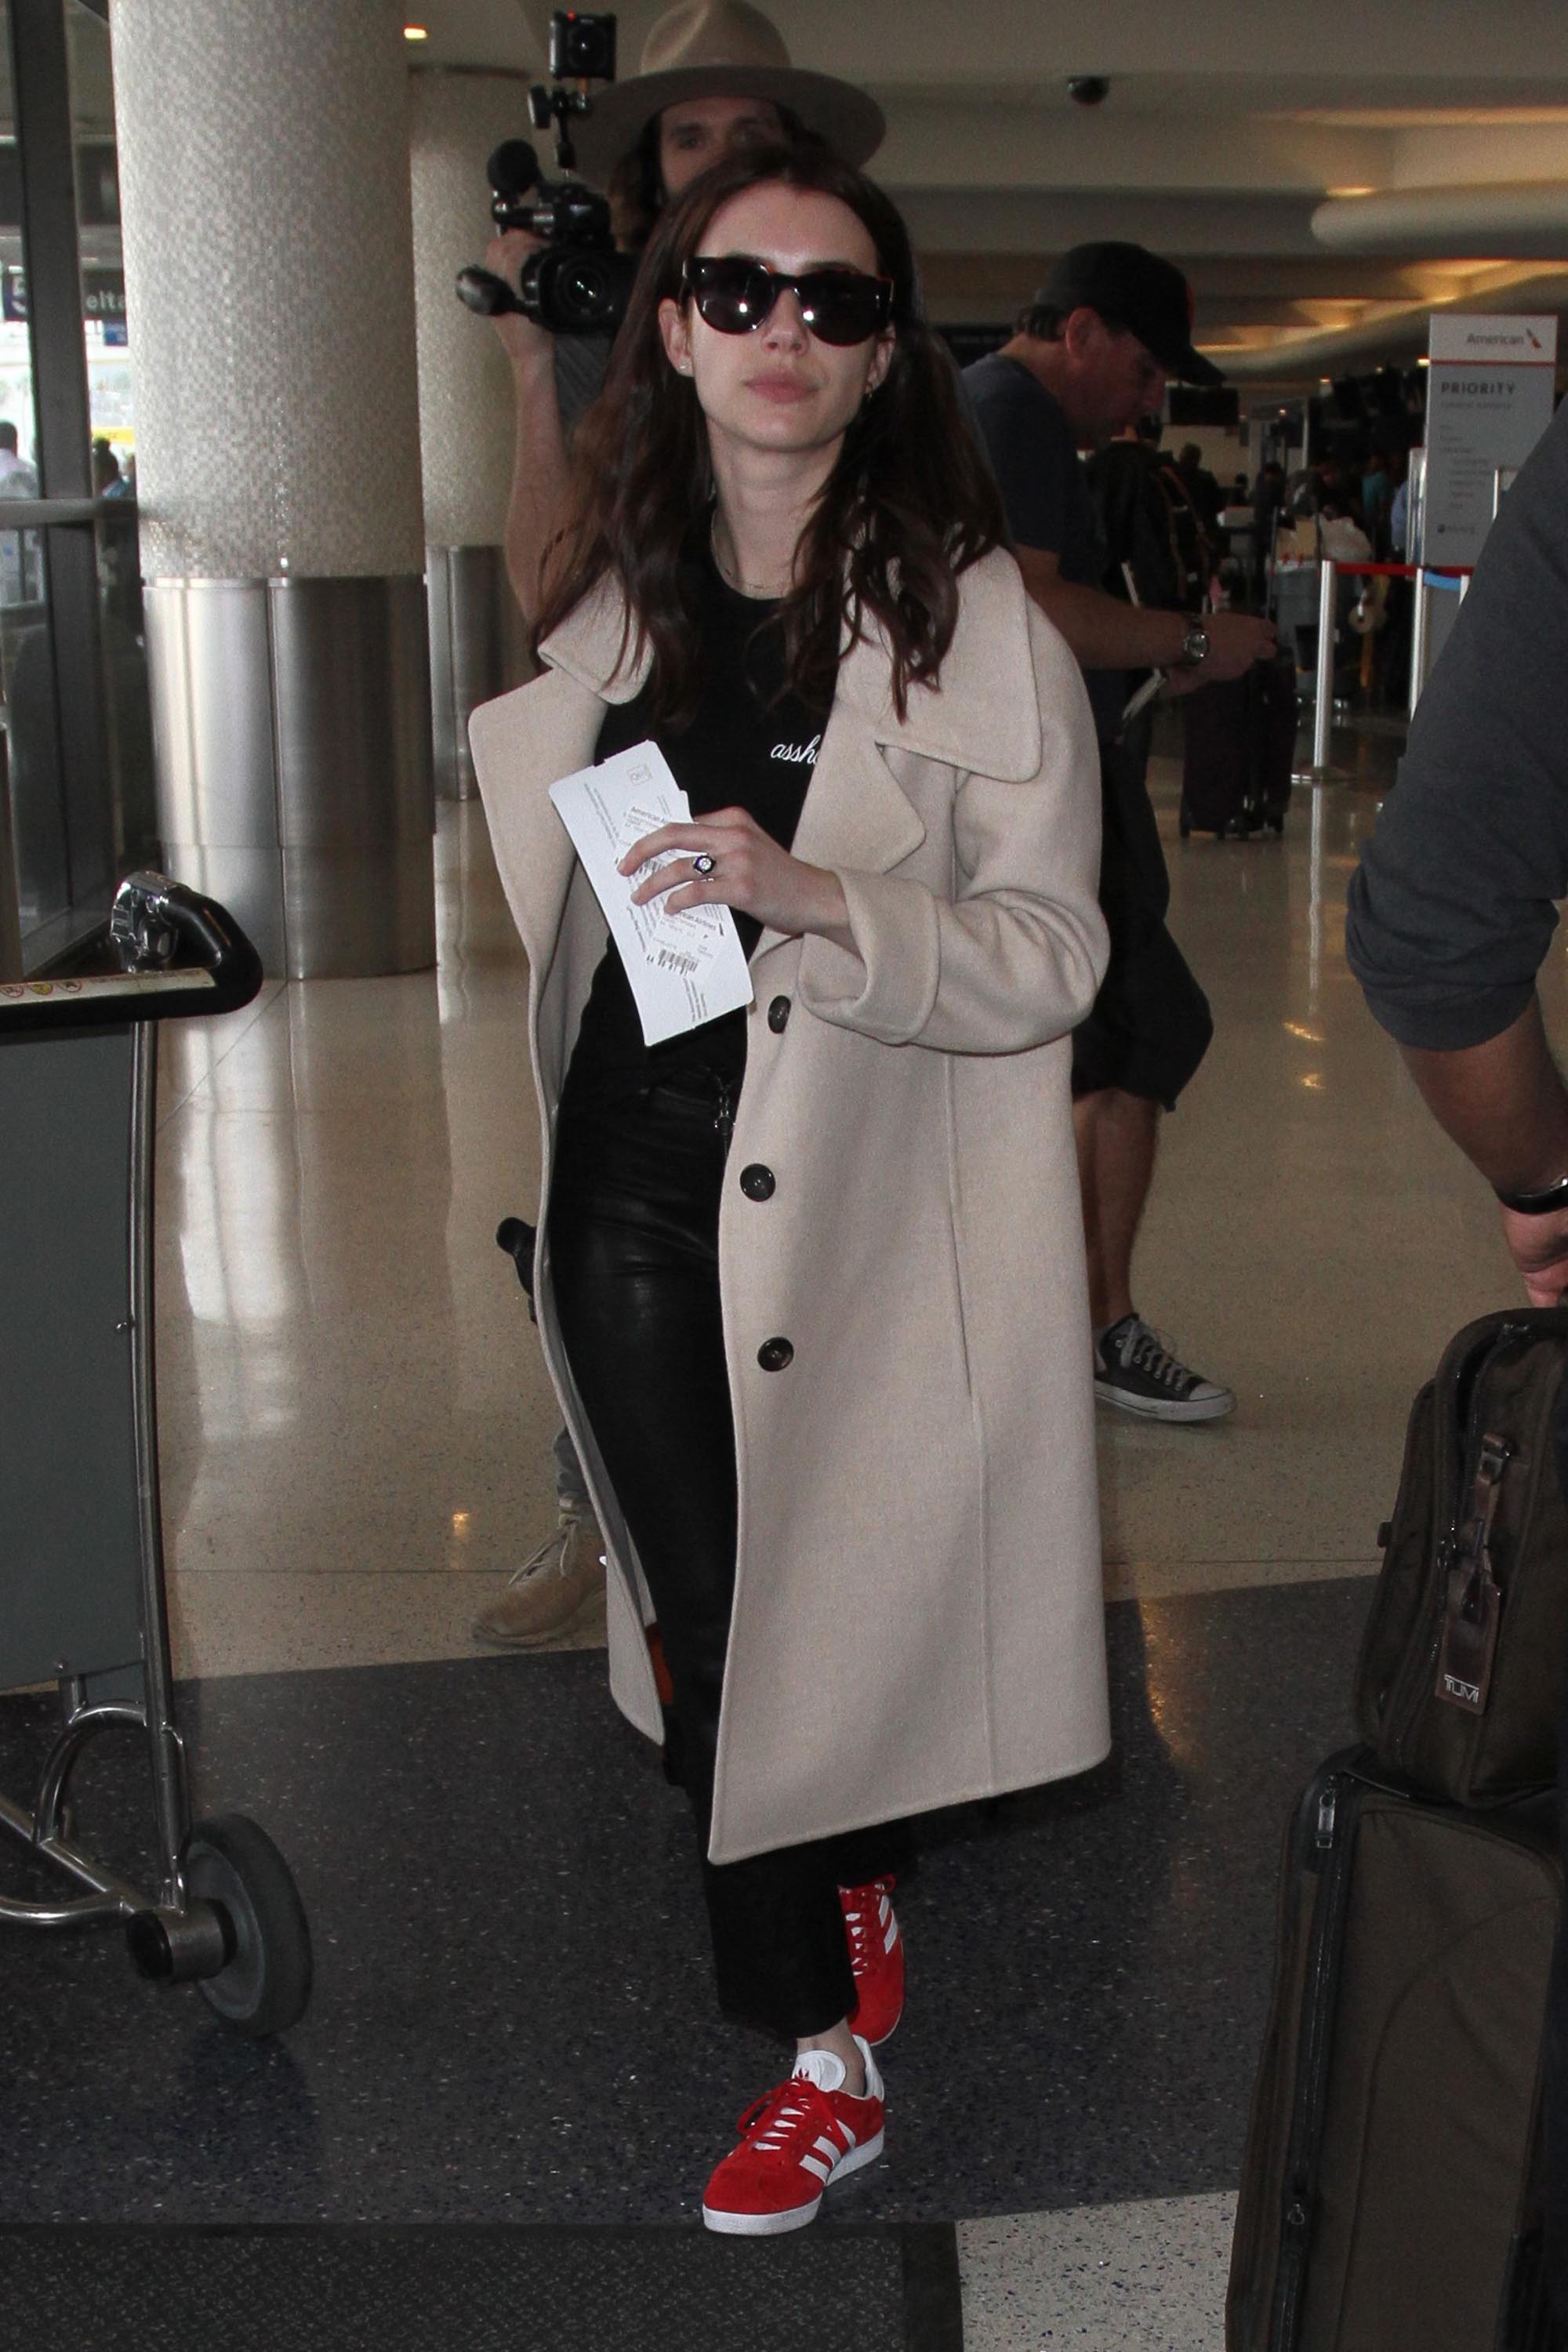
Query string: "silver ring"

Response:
xmin=692 ymin=853 xmax=717 ymax=877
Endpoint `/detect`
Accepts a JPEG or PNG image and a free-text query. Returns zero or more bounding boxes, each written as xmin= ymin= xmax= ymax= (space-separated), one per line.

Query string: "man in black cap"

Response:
xmin=965 ymin=241 xmax=1276 ymax=1425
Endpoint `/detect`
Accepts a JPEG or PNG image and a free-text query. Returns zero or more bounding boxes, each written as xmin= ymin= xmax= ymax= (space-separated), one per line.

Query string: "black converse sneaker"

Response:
xmin=1094 ymin=1312 xmax=1235 ymax=1423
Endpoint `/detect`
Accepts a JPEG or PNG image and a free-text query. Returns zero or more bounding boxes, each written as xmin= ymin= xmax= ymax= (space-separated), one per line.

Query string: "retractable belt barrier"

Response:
xmin=1330 ymin=561 xmax=1473 ymax=579
xmin=1287 ymin=559 xmax=1476 ymax=782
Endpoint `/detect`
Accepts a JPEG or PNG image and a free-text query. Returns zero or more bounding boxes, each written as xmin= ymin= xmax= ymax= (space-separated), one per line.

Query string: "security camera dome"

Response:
xmin=1066 ymin=76 xmax=1110 ymax=106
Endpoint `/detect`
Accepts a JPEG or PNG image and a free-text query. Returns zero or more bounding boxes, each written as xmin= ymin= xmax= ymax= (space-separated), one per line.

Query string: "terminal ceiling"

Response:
xmin=416 ymin=0 xmax=1568 ymax=388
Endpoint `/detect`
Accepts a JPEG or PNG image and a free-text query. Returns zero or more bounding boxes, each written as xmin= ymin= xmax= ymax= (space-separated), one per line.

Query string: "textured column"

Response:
xmin=109 ymin=0 xmax=435 ymax=977
xmin=410 ymin=67 xmax=534 ymax=800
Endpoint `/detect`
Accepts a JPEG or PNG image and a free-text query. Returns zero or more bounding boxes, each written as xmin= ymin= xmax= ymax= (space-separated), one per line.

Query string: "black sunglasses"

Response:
xmin=682 ymin=256 xmax=894 ymax=347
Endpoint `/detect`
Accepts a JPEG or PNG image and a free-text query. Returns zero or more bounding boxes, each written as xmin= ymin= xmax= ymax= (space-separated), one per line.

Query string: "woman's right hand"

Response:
xmin=484 ymin=227 xmax=552 ymax=364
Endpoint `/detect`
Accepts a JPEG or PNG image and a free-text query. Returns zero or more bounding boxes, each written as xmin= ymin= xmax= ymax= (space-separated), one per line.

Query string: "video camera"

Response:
xmin=454 ymin=11 xmax=637 ymax=339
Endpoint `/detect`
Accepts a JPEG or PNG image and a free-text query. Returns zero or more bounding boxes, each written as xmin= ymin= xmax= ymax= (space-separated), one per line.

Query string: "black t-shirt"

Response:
xmin=961 ymin=353 xmax=1123 ymax=742
xmin=561 ymin=549 xmax=829 ymax=1102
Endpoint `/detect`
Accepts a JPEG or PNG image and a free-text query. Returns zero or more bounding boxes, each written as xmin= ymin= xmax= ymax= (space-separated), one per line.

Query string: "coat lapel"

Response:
xmin=523 ymin=547 xmax=1043 ymax=964
xmin=768 ymin=553 xmax=1043 ymax=946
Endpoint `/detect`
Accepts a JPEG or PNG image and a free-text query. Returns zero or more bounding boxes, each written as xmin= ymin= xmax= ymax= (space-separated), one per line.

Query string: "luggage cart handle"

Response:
xmin=0 ymin=873 xmax=264 ymax=1035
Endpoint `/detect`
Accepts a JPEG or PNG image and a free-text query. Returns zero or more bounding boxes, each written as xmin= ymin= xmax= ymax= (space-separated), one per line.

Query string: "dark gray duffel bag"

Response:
xmin=1356 ymin=1308 xmax=1568 ymax=1807
xmin=1227 ymin=1748 xmax=1558 ymax=2351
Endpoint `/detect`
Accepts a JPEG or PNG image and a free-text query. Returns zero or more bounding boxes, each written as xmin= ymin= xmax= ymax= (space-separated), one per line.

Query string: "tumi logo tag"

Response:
xmin=1443 ymin=1673 xmax=1483 ymax=1706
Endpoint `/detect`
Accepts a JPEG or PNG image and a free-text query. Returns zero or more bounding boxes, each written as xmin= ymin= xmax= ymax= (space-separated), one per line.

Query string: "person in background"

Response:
xmin=470 ymin=144 xmax=1109 ymax=2234
xmin=1342 ymin=383 xmax=1568 ymax=2336
xmin=0 ymin=420 xmax=38 ymax=498
xmin=1389 ymin=467 xmax=1410 ymax=557
xmin=1359 ymin=448 xmax=1392 ymax=556
xmin=484 ymin=0 xmax=882 ymax=627
xmin=1251 ymin=458 xmax=1286 ymax=582
xmin=473 ymin=0 xmax=883 ymax=1650
xmin=0 ymin=420 xmax=39 ymax=608
xmin=1173 ymin=440 xmax=1224 ymax=537
xmin=1087 ymin=414 xmax=1184 ymax=617
xmin=964 ymin=243 xmax=1276 ymax=1425
xmin=92 ymin=437 xmax=132 ymax=499
xmin=1289 ymin=451 xmax=1367 ymax=532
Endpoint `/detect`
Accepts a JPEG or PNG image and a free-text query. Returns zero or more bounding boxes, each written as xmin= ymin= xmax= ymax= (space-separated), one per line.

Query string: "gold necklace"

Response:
xmin=710 ymin=514 xmax=790 ymax=600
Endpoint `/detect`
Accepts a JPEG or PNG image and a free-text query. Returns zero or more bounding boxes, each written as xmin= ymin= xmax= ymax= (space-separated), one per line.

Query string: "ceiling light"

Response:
xmin=1326 ymin=186 xmax=1376 ymax=198
xmin=1279 ymin=107 xmax=1568 ymax=129
xmin=404 ymin=23 xmax=430 ymax=38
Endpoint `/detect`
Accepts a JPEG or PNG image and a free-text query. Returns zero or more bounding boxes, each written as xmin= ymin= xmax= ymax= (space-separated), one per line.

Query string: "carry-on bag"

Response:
xmin=1180 ymin=655 xmax=1297 ymax=840
xmin=1226 ymin=1748 xmax=1558 ymax=2351
xmin=1355 ymin=1308 xmax=1568 ymax=1806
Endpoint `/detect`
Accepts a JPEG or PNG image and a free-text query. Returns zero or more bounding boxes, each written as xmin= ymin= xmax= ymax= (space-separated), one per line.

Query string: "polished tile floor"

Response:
xmin=5 ymin=724 xmax=1557 ymax=2343
xmin=153 ymin=735 xmax=1526 ymax=1680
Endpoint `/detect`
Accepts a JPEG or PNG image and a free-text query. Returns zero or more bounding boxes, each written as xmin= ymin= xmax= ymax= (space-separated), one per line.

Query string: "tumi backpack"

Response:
xmin=1354 ymin=1307 xmax=1568 ymax=1806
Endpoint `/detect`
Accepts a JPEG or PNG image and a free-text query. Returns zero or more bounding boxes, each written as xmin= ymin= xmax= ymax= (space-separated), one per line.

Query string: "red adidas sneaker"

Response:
xmin=701 ymin=2041 xmax=885 ymax=2236
xmin=840 ymin=1876 xmax=905 ymax=2047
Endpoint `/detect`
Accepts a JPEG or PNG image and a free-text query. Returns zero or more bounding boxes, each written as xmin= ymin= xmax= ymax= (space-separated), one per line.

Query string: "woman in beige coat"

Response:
xmin=470 ymin=144 xmax=1109 ymax=2234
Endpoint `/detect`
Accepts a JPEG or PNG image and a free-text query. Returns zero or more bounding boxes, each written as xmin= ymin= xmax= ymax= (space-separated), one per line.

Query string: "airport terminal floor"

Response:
xmin=1 ymin=725 xmax=1549 ymax=2347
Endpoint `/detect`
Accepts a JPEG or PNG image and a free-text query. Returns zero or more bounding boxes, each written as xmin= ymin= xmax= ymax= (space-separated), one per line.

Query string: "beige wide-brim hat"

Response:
xmin=571 ymin=0 xmax=886 ymax=184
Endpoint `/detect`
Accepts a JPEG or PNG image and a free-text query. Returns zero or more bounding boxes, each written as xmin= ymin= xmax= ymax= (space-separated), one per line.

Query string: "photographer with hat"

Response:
xmin=472 ymin=2 xmax=883 ymax=1653
xmin=485 ymin=0 xmax=883 ymax=627
xmin=965 ymin=243 xmax=1276 ymax=1429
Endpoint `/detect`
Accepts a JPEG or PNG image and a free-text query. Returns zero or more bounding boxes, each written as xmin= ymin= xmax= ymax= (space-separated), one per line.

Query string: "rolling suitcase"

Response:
xmin=1180 ymin=656 xmax=1298 ymax=840
xmin=1356 ymin=1308 xmax=1568 ymax=1807
xmin=1227 ymin=1748 xmax=1559 ymax=2351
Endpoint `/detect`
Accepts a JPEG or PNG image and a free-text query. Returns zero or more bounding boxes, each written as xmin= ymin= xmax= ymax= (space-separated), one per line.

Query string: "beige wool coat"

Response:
xmin=470 ymin=546 xmax=1112 ymax=1864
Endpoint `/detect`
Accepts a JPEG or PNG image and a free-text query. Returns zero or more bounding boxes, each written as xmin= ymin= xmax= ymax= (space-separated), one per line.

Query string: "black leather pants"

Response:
xmin=548 ymin=1063 xmax=906 ymax=2040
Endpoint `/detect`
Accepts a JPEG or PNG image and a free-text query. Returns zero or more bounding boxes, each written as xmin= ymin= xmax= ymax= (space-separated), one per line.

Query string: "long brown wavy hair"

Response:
xmin=535 ymin=145 xmax=1006 ymax=726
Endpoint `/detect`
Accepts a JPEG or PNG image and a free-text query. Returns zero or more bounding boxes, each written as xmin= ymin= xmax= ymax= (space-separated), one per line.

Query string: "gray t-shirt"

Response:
xmin=554 ymin=334 xmax=610 ymax=437
xmin=962 ymin=352 xmax=1123 ymax=740
xmin=1345 ymin=394 xmax=1568 ymax=1051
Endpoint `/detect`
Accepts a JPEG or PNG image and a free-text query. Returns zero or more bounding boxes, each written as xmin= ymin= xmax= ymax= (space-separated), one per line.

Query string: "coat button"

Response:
xmin=739 ymin=1163 xmax=775 ymax=1202
xmin=757 ymin=1337 xmax=793 ymax=1372
xmin=767 ymin=996 xmax=790 ymax=1033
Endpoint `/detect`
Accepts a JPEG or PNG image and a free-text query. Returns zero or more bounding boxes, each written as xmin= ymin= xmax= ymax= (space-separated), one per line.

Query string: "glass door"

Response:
xmin=0 ymin=0 xmax=150 ymax=973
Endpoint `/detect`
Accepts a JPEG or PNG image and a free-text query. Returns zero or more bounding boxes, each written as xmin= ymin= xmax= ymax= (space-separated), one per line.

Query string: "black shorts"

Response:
xmin=1071 ymin=718 xmax=1214 ymax=1111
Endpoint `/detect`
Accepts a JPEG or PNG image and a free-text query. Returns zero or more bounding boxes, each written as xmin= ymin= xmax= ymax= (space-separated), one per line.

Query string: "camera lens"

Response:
xmin=554 ymin=257 xmax=612 ymax=330
xmin=562 ymin=26 xmax=597 ymax=71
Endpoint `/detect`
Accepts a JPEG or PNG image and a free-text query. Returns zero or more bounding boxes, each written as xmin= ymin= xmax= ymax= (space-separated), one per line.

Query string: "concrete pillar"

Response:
xmin=109 ymin=0 xmax=435 ymax=978
xmin=409 ymin=67 xmax=535 ymax=801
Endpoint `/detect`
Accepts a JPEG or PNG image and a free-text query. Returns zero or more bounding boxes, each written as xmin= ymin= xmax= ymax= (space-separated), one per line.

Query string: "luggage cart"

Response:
xmin=0 ymin=872 xmax=312 ymax=2037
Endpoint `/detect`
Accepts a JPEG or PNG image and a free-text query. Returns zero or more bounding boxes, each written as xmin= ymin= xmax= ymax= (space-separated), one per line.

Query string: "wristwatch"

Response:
xmin=1178 ymin=622 xmax=1210 ymax=670
xmin=1494 ymin=1174 xmax=1568 ymax=1215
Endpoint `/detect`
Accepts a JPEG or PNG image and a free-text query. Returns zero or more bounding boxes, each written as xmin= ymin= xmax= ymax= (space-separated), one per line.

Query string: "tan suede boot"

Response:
xmin=471 ymin=1512 xmax=606 ymax=1646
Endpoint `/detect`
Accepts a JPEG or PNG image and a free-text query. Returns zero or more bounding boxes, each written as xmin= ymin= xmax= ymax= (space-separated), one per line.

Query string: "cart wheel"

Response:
xmin=183 ymin=1813 xmax=313 ymax=2038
